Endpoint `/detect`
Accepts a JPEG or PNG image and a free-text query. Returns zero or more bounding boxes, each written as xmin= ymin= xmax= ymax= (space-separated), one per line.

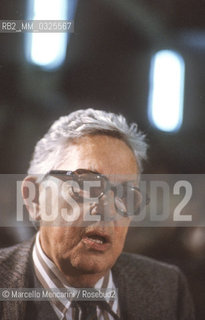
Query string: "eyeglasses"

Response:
xmin=45 ymin=169 xmax=148 ymax=217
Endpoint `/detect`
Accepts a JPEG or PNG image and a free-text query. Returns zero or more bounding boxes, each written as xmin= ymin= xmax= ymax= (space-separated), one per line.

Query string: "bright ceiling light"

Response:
xmin=25 ymin=0 xmax=76 ymax=70
xmin=148 ymin=50 xmax=185 ymax=132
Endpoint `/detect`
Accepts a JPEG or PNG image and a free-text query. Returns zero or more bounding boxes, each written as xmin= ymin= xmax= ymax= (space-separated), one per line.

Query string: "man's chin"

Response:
xmin=69 ymin=252 xmax=112 ymax=275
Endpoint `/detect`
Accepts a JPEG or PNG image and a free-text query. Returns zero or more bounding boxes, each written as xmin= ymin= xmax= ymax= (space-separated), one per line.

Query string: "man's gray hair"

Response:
xmin=28 ymin=108 xmax=148 ymax=174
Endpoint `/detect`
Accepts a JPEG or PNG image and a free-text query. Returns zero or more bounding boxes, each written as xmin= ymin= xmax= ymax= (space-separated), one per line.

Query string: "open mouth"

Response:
xmin=85 ymin=234 xmax=107 ymax=244
xmin=82 ymin=231 xmax=111 ymax=251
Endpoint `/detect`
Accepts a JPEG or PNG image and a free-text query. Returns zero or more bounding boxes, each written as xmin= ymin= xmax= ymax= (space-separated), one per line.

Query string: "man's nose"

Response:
xmin=90 ymin=190 xmax=117 ymax=222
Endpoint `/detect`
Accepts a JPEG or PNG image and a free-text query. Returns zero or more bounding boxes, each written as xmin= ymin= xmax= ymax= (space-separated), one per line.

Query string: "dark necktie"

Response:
xmin=71 ymin=300 xmax=120 ymax=320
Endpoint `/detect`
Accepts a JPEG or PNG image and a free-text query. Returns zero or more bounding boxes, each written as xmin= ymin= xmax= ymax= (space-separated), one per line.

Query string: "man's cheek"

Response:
xmin=39 ymin=181 xmax=60 ymax=224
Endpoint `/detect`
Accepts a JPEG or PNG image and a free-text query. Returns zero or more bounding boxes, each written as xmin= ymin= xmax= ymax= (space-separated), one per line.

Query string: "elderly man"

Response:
xmin=0 ymin=109 xmax=194 ymax=320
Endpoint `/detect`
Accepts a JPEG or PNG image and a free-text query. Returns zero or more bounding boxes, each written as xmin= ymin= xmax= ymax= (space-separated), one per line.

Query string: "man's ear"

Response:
xmin=21 ymin=176 xmax=41 ymax=220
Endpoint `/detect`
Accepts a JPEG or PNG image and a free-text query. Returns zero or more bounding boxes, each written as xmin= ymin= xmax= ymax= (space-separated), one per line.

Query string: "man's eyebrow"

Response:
xmin=84 ymin=167 xmax=102 ymax=175
xmin=87 ymin=169 xmax=101 ymax=175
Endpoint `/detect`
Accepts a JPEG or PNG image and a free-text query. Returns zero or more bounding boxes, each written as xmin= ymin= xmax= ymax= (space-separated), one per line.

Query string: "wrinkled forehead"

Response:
xmin=55 ymin=135 xmax=139 ymax=179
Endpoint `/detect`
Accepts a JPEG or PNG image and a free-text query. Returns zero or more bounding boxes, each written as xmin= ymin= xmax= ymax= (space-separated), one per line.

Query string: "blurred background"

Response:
xmin=0 ymin=0 xmax=205 ymax=318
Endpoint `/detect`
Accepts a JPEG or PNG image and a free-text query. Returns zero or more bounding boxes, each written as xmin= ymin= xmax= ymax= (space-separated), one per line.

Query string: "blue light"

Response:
xmin=25 ymin=0 xmax=77 ymax=70
xmin=148 ymin=50 xmax=185 ymax=132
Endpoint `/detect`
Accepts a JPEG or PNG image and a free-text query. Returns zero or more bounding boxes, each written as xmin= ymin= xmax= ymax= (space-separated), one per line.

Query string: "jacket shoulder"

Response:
xmin=112 ymin=252 xmax=195 ymax=319
xmin=114 ymin=252 xmax=180 ymax=279
xmin=0 ymin=238 xmax=34 ymax=287
xmin=113 ymin=252 xmax=186 ymax=293
xmin=0 ymin=238 xmax=34 ymax=263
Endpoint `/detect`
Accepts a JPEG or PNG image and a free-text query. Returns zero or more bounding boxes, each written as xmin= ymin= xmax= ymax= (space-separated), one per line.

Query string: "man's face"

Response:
xmin=39 ymin=135 xmax=138 ymax=278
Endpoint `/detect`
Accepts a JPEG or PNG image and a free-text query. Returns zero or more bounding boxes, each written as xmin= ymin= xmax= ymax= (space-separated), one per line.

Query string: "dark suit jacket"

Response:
xmin=0 ymin=238 xmax=195 ymax=320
